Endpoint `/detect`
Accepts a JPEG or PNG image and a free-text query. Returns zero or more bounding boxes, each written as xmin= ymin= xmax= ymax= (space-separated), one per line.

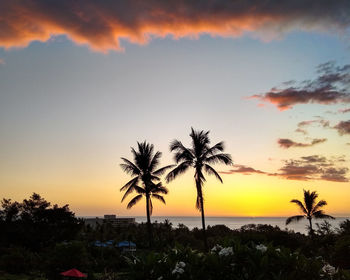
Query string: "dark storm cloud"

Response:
xmin=0 ymin=0 xmax=350 ymax=52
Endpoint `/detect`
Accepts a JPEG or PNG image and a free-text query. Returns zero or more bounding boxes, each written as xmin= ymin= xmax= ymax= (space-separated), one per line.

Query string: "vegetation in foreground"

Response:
xmin=1 ymin=194 xmax=350 ymax=279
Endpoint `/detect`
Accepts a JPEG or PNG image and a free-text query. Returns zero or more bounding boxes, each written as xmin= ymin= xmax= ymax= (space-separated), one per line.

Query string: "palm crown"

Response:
xmin=120 ymin=141 xmax=173 ymax=245
xmin=166 ymin=128 xmax=232 ymax=249
xmin=286 ymin=189 xmax=334 ymax=234
xmin=166 ymin=128 xmax=232 ymax=207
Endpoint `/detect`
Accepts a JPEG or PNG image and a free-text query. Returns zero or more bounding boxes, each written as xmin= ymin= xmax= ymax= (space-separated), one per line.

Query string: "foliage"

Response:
xmin=43 ymin=241 xmax=89 ymax=279
xmin=0 ymin=193 xmax=82 ymax=250
xmin=125 ymin=242 xmax=350 ymax=280
xmin=0 ymin=246 xmax=39 ymax=274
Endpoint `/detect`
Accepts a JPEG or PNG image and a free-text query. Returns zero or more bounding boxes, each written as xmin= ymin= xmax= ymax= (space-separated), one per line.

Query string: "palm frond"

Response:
xmin=120 ymin=158 xmax=141 ymax=176
xmin=290 ymin=199 xmax=307 ymax=215
xmin=150 ymin=175 xmax=161 ymax=181
xmin=127 ymin=195 xmax=142 ymax=209
xmin=286 ymin=215 xmax=305 ymax=225
xmin=149 ymin=151 xmax=162 ymax=172
xmin=304 ymin=189 xmax=318 ymax=213
xmin=175 ymin=150 xmax=194 ymax=163
xmin=190 ymin=128 xmax=210 ymax=158
xmin=166 ymin=161 xmax=191 ymax=182
xmin=133 ymin=141 xmax=154 ymax=172
xmin=170 ymin=140 xmax=188 ymax=153
xmin=204 ymin=164 xmax=223 ymax=183
xmin=313 ymin=210 xmax=335 ymax=220
xmin=153 ymin=165 xmax=175 ymax=176
xmin=134 ymin=185 xmax=146 ymax=194
xmin=312 ymin=200 xmax=327 ymax=213
xmin=121 ymin=185 xmax=138 ymax=202
xmin=206 ymin=153 xmax=233 ymax=165
xmin=152 ymin=186 xmax=168 ymax=195
xmin=204 ymin=142 xmax=224 ymax=157
xmin=152 ymin=194 xmax=166 ymax=204
xmin=120 ymin=177 xmax=139 ymax=191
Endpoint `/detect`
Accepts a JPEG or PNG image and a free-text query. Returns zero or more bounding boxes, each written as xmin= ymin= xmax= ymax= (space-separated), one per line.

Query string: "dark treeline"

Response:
xmin=1 ymin=193 xmax=350 ymax=279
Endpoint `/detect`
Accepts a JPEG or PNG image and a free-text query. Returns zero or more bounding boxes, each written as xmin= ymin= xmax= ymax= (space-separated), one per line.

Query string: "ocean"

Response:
xmin=133 ymin=216 xmax=349 ymax=234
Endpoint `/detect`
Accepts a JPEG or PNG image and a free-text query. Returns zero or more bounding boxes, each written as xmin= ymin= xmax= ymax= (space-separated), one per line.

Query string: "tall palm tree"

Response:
xmin=286 ymin=189 xmax=335 ymax=235
xmin=120 ymin=141 xmax=173 ymax=246
xmin=166 ymin=128 xmax=232 ymax=250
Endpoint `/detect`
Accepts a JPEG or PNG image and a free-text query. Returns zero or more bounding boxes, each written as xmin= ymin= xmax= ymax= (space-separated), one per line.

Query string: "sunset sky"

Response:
xmin=0 ymin=0 xmax=349 ymax=217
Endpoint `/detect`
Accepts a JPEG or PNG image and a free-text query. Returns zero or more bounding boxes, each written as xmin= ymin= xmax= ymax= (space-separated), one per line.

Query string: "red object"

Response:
xmin=60 ymin=269 xmax=87 ymax=278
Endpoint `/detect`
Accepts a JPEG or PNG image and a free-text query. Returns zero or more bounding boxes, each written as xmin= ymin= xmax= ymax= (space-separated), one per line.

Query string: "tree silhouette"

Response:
xmin=286 ymin=189 xmax=334 ymax=235
xmin=120 ymin=141 xmax=173 ymax=246
xmin=166 ymin=128 xmax=232 ymax=250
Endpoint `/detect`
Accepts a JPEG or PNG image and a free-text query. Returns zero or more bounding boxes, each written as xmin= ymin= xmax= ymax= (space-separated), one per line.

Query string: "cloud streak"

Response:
xmin=0 ymin=0 xmax=350 ymax=52
xmin=220 ymin=165 xmax=266 ymax=175
xmin=278 ymin=138 xmax=327 ymax=148
xmin=251 ymin=62 xmax=350 ymax=110
xmin=334 ymin=120 xmax=350 ymax=135
xmin=273 ymin=155 xmax=349 ymax=182
xmin=221 ymin=155 xmax=348 ymax=182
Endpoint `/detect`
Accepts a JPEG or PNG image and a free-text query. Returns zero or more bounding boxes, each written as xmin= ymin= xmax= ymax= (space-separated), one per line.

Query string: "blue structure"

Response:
xmin=93 ymin=240 xmax=114 ymax=247
xmin=117 ymin=241 xmax=136 ymax=252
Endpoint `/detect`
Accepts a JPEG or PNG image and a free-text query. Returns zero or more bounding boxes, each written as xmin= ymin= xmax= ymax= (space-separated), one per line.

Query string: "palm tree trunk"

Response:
xmin=200 ymin=195 xmax=208 ymax=252
xmin=145 ymin=194 xmax=153 ymax=247
xmin=308 ymin=216 xmax=314 ymax=236
xmin=196 ymin=178 xmax=208 ymax=252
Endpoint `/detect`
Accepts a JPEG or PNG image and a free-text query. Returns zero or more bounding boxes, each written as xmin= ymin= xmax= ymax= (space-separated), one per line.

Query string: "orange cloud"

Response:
xmin=0 ymin=1 xmax=350 ymax=52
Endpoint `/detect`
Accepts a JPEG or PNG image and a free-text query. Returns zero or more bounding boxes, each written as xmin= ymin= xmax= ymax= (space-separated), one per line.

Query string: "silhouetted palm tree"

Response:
xmin=120 ymin=141 xmax=173 ymax=246
xmin=286 ymin=189 xmax=334 ymax=235
xmin=166 ymin=128 xmax=232 ymax=250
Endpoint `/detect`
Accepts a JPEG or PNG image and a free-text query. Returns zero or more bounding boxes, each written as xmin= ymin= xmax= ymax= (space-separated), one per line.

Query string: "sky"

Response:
xmin=0 ymin=0 xmax=350 ymax=217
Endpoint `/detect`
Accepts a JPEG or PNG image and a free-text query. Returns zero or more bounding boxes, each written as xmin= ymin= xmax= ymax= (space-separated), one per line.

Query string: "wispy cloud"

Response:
xmin=278 ymin=138 xmax=327 ymax=149
xmin=220 ymin=165 xmax=266 ymax=175
xmin=0 ymin=58 xmax=4 ymax=65
xmin=271 ymin=155 xmax=348 ymax=182
xmin=0 ymin=1 xmax=350 ymax=52
xmin=221 ymin=155 xmax=348 ymax=182
xmin=250 ymin=62 xmax=350 ymax=110
xmin=334 ymin=120 xmax=350 ymax=135
xmin=339 ymin=108 xmax=350 ymax=113
xmin=295 ymin=118 xmax=330 ymax=135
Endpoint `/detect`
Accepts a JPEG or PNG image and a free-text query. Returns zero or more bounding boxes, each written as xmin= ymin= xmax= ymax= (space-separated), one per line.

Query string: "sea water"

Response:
xmin=134 ymin=216 xmax=349 ymax=234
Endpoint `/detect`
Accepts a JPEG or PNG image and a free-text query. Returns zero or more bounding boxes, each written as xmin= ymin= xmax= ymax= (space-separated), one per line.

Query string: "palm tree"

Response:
xmin=286 ymin=189 xmax=335 ymax=235
xmin=166 ymin=128 xmax=232 ymax=250
xmin=120 ymin=141 xmax=173 ymax=246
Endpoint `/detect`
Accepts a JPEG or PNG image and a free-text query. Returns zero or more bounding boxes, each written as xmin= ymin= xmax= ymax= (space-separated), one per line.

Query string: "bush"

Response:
xmin=0 ymin=247 xmax=38 ymax=274
xmin=125 ymin=242 xmax=350 ymax=280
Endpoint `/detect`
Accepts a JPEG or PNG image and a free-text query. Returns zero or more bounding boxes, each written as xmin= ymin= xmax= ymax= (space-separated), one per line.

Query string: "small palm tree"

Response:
xmin=166 ymin=128 xmax=232 ymax=250
xmin=286 ymin=189 xmax=335 ymax=235
xmin=120 ymin=141 xmax=173 ymax=246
